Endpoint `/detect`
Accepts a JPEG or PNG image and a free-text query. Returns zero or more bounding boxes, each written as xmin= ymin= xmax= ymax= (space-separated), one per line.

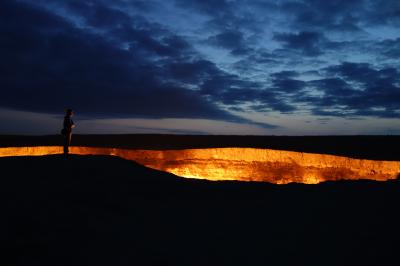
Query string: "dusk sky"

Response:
xmin=1 ymin=0 xmax=399 ymax=135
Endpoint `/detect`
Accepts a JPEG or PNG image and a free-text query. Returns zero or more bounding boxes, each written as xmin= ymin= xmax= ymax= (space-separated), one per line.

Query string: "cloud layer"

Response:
xmin=1 ymin=0 xmax=399 ymax=134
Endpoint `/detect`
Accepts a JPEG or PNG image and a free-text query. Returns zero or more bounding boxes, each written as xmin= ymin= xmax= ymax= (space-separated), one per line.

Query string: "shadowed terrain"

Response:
xmin=2 ymin=155 xmax=400 ymax=265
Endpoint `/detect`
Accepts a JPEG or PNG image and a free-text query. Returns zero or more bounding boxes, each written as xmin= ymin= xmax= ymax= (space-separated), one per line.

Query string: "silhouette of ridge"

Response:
xmin=1 ymin=154 xmax=400 ymax=266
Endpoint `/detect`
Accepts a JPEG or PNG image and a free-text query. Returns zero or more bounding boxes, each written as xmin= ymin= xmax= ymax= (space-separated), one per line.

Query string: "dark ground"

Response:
xmin=1 ymin=154 xmax=400 ymax=266
xmin=1 ymin=134 xmax=400 ymax=160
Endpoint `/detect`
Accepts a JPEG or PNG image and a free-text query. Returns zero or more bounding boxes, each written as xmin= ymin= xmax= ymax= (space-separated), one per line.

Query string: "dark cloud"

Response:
xmin=273 ymin=31 xmax=325 ymax=56
xmin=1 ymin=0 xmax=399 ymax=135
xmin=174 ymin=0 xmax=231 ymax=16
xmin=363 ymin=0 xmax=400 ymax=26
xmin=174 ymin=0 xmax=265 ymax=59
xmin=271 ymin=71 xmax=299 ymax=79
xmin=199 ymin=72 xmax=298 ymax=113
xmin=325 ymin=62 xmax=399 ymax=87
xmin=302 ymin=63 xmax=400 ymax=118
xmin=234 ymin=52 xmax=281 ymax=71
xmin=377 ymin=38 xmax=400 ymax=59
xmin=0 ymin=0 xmax=278 ymax=129
xmin=200 ymin=74 xmax=261 ymax=99
xmin=74 ymin=2 xmax=131 ymax=28
xmin=277 ymin=0 xmax=400 ymax=32
xmin=224 ymin=62 xmax=400 ymax=119
xmin=175 ymin=0 xmax=263 ymax=34
xmin=207 ymin=30 xmax=252 ymax=55
xmin=272 ymin=78 xmax=306 ymax=93
xmin=174 ymin=0 xmax=398 ymax=34
xmin=309 ymin=78 xmax=356 ymax=97
xmin=162 ymin=59 xmax=219 ymax=84
xmin=325 ymin=62 xmax=378 ymax=83
xmin=251 ymin=89 xmax=298 ymax=113
xmin=275 ymin=0 xmax=364 ymax=32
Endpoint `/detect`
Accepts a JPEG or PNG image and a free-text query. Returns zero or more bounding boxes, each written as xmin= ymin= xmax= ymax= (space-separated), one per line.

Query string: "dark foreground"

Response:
xmin=1 ymin=155 xmax=400 ymax=266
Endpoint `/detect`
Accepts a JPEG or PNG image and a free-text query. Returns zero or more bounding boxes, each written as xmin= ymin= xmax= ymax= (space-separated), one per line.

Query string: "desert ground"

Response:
xmin=1 ymin=135 xmax=400 ymax=265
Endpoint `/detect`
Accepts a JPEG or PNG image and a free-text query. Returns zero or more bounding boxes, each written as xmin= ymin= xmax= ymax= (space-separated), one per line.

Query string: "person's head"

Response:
xmin=66 ymin=108 xmax=74 ymax=117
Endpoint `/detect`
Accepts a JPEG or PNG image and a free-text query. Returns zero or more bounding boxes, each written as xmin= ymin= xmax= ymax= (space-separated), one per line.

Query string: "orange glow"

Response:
xmin=0 ymin=146 xmax=399 ymax=184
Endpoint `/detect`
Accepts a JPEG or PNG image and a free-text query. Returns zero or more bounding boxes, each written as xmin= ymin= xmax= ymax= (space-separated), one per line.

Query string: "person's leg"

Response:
xmin=68 ymin=132 xmax=72 ymax=153
xmin=64 ymin=132 xmax=71 ymax=154
xmin=63 ymin=135 xmax=68 ymax=154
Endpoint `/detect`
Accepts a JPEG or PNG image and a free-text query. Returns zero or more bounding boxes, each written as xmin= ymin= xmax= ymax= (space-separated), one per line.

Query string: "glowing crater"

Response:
xmin=0 ymin=146 xmax=399 ymax=184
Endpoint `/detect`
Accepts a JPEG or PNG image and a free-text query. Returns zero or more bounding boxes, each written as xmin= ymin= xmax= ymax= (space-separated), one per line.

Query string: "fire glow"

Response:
xmin=0 ymin=146 xmax=399 ymax=184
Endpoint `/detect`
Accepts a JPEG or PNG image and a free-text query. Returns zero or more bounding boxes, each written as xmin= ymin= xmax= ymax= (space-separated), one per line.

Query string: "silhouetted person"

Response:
xmin=62 ymin=109 xmax=75 ymax=155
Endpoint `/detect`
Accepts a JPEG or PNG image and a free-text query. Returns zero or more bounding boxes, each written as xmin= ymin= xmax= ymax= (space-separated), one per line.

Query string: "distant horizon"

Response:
xmin=2 ymin=133 xmax=400 ymax=137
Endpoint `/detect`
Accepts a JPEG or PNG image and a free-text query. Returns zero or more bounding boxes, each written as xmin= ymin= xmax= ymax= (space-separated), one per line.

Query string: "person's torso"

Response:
xmin=63 ymin=116 xmax=74 ymax=130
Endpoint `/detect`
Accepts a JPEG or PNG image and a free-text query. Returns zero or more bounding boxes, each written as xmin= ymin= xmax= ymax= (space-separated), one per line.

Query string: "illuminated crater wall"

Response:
xmin=0 ymin=146 xmax=399 ymax=184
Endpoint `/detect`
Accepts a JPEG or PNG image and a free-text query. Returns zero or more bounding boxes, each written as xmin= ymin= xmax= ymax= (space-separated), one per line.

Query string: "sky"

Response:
xmin=0 ymin=0 xmax=399 ymax=135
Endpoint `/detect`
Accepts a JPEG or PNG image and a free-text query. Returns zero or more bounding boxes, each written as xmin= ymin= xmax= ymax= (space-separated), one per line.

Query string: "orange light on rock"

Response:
xmin=1 ymin=146 xmax=399 ymax=184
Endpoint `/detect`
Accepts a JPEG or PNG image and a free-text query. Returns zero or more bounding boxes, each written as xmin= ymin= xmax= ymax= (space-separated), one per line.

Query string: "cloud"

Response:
xmin=270 ymin=71 xmax=299 ymax=79
xmin=302 ymin=63 xmax=400 ymax=118
xmin=363 ymin=0 xmax=400 ymax=26
xmin=324 ymin=62 xmax=378 ymax=83
xmin=309 ymin=78 xmax=356 ymax=97
xmin=276 ymin=0 xmax=400 ymax=33
xmin=281 ymin=0 xmax=364 ymax=32
xmin=175 ymin=0 xmax=265 ymax=34
xmin=199 ymin=72 xmax=298 ymax=113
xmin=0 ymin=0 xmax=277 ymax=129
xmin=377 ymin=38 xmax=400 ymax=59
xmin=272 ymin=78 xmax=306 ymax=94
xmin=273 ymin=31 xmax=325 ymax=56
xmin=207 ymin=30 xmax=253 ymax=55
xmin=2 ymin=0 xmax=400 ymax=135
xmin=162 ymin=59 xmax=219 ymax=84
xmin=174 ymin=0 xmax=231 ymax=16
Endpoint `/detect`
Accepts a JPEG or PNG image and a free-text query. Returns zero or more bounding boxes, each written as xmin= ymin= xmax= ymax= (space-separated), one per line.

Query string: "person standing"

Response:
xmin=62 ymin=109 xmax=75 ymax=155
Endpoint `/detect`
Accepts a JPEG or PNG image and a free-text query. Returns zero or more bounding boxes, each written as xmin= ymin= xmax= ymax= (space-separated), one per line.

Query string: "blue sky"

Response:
xmin=0 ymin=0 xmax=399 ymax=135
